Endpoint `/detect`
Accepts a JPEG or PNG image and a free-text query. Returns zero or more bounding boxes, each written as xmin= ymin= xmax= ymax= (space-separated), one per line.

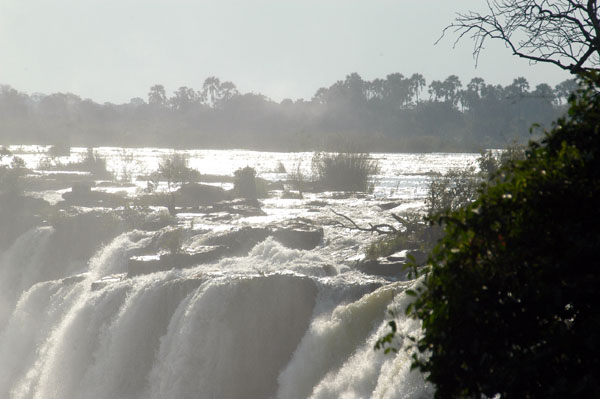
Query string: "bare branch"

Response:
xmin=331 ymin=209 xmax=398 ymax=235
xmin=443 ymin=0 xmax=600 ymax=74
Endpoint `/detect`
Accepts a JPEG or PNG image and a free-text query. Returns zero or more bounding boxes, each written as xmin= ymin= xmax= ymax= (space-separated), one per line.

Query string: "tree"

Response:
xmin=428 ymin=80 xmax=445 ymax=102
xmin=169 ymin=86 xmax=198 ymax=111
xmin=428 ymin=76 xmax=462 ymax=107
xmin=554 ymin=78 xmax=579 ymax=104
xmin=154 ymin=153 xmax=199 ymax=214
xmin=148 ymin=84 xmax=167 ymax=106
xmin=409 ymin=73 xmax=427 ymax=104
xmin=384 ymin=73 xmax=411 ymax=108
xmin=444 ymin=0 xmax=600 ymax=74
xmin=218 ymin=81 xmax=239 ymax=104
xmin=202 ymin=77 xmax=222 ymax=108
xmin=461 ymin=77 xmax=486 ymax=109
xmin=404 ymin=74 xmax=600 ymax=398
xmin=504 ymin=77 xmax=530 ymax=98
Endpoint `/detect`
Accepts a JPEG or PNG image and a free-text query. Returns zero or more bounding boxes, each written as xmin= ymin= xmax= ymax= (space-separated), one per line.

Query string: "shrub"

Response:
xmin=233 ymin=166 xmax=268 ymax=199
xmin=365 ymin=212 xmax=443 ymax=259
xmin=47 ymin=142 xmax=71 ymax=157
xmin=0 ymin=156 xmax=27 ymax=198
xmin=61 ymin=148 xmax=112 ymax=178
xmin=286 ymin=161 xmax=309 ymax=194
xmin=152 ymin=153 xmax=200 ymax=213
xmin=233 ymin=166 xmax=258 ymax=199
xmin=403 ymin=74 xmax=600 ymax=399
xmin=312 ymin=151 xmax=379 ymax=192
xmin=276 ymin=161 xmax=286 ymax=173
xmin=425 ymin=167 xmax=481 ymax=218
xmin=156 ymin=153 xmax=199 ymax=190
xmin=478 ymin=142 xmax=527 ymax=180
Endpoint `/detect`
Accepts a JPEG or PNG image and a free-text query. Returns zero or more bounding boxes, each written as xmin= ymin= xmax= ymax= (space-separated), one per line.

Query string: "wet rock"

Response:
xmin=266 ymin=181 xmax=285 ymax=191
xmin=306 ymin=200 xmax=328 ymax=207
xmin=164 ymin=246 xmax=228 ymax=268
xmin=91 ymin=273 xmax=127 ymax=290
xmin=176 ymin=183 xmax=229 ymax=206
xmin=386 ymin=249 xmax=427 ymax=265
xmin=61 ymin=183 xmax=127 ymax=208
xmin=355 ymin=249 xmax=426 ymax=279
xmin=271 ymin=220 xmax=323 ymax=250
xmin=225 ymin=205 xmax=267 ymax=217
xmin=215 ymin=197 xmax=262 ymax=208
xmin=281 ymin=191 xmax=303 ymax=199
xmin=21 ymin=173 xmax=91 ymax=191
xmin=379 ymin=201 xmax=402 ymax=211
xmin=127 ymin=245 xmax=227 ymax=276
xmin=196 ymin=198 xmax=266 ymax=217
xmin=204 ymin=227 xmax=270 ymax=256
xmin=127 ymin=254 xmax=162 ymax=276
xmin=356 ymin=258 xmax=410 ymax=279
xmin=139 ymin=214 xmax=175 ymax=231
xmin=322 ymin=264 xmax=337 ymax=276
xmin=95 ymin=181 xmax=136 ymax=188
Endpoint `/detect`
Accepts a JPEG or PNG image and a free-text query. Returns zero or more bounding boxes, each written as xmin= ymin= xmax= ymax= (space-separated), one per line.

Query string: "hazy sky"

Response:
xmin=0 ymin=0 xmax=571 ymax=104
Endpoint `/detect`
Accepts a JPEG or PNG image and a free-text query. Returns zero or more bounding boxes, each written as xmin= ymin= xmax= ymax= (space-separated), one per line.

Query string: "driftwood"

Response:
xmin=331 ymin=209 xmax=423 ymax=236
xmin=331 ymin=209 xmax=398 ymax=235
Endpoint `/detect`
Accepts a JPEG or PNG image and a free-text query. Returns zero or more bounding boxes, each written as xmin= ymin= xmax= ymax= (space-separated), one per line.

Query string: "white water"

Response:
xmin=0 ymin=232 xmax=429 ymax=399
xmin=0 ymin=148 xmax=476 ymax=398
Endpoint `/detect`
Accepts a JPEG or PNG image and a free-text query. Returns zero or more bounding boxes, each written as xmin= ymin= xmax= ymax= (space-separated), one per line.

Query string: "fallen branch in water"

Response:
xmin=331 ymin=209 xmax=398 ymax=235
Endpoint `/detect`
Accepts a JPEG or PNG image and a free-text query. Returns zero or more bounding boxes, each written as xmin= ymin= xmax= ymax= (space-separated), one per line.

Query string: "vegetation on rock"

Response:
xmin=233 ymin=166 xmax=268 ymax=199
xmin=312 ymin=150 xmax=380 ymax=192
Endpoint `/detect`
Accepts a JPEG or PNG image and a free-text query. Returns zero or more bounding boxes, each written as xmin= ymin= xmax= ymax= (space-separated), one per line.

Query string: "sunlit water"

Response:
xmin=0 ymin=146 xmax=477 ymax=398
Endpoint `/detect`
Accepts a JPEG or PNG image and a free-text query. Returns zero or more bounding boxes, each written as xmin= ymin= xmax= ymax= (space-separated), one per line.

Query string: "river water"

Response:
xmin=0 ymin=147 xmax=478 ymax=399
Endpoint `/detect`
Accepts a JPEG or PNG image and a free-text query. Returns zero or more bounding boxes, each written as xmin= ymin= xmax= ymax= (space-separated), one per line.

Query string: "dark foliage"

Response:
xmin=407 ymin=74 xmax=600 ymax=398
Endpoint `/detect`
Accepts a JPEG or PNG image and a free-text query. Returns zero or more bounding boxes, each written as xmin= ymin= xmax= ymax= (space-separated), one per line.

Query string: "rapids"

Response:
xmin=0 ymin=148 xmax=476 ymax=398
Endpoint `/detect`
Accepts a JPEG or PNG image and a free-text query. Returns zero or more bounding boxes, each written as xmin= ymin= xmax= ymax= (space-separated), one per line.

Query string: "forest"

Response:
xmin=0 ymin=73 xmax=576 ymax=152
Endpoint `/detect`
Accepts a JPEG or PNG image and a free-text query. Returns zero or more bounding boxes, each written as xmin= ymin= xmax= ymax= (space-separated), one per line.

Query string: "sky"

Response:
xmin=0 ymin=0 xmax=572 ymax=104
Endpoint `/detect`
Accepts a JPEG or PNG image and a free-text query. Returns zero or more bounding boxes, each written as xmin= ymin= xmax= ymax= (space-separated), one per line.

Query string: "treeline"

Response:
xmin=0 ymin=74 xmax=577 ymax=152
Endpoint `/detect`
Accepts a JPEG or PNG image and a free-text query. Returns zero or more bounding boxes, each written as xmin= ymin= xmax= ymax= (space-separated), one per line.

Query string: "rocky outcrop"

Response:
xmin=355 ymin=249 xmax=427 ymax=279
xmin=91 ymin=273 xmax=127 ymax=290
xmin=271 ymin=219 xmax=323 ymax=250
xmin=128 ymin=246 xmax=227 ymax=276
xmin=61 ymin=183 xmax=127 ymax=208
xmin=204 ymin=227 xmax=271 ymax=256
xmin=379 ymin=201 xmax=402 ymax=210
xmin=125 ymin=218 xmax=325 ymax=276
xmin=175 ymin=183 xmax=229 ymax=206
xmin=209 ymin=198 xmax=266 ymax=217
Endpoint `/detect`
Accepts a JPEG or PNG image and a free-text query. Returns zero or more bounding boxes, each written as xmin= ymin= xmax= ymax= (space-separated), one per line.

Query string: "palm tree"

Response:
xmin=202 ymin=77 xmax=222 ymax=107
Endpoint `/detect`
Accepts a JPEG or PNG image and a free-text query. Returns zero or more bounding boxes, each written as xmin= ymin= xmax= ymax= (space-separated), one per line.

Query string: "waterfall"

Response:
xmin=278 ymin=284 xmax=431 ymax=399
xmin=0 ymin=227 xmax=54 ymax=327
xmin=0 ymin=230 xmax=430 ymax=398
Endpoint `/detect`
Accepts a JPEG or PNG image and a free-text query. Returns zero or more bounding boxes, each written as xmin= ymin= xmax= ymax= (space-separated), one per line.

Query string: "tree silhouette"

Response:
xmin=148 ymin=84 xmax=167 ymax=106
xmin=202 ymin=77 xmax=222 ymax=108
xmin=409 ymin=73 xmax=427 ymax=104
xmin=443 ymin=0 xmax=600 ymax=74
xmin=169 ymin=86 xmax=198 ymax=111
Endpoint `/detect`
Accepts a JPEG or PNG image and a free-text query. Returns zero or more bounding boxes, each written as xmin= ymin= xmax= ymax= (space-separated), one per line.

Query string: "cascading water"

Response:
xmin=0 ymin=227 xmax=54 ymax=327
xmin=0 ymin=229 xmax=429 ymax=399
xmin=0 ymin=148 xmax=470 ymax=398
